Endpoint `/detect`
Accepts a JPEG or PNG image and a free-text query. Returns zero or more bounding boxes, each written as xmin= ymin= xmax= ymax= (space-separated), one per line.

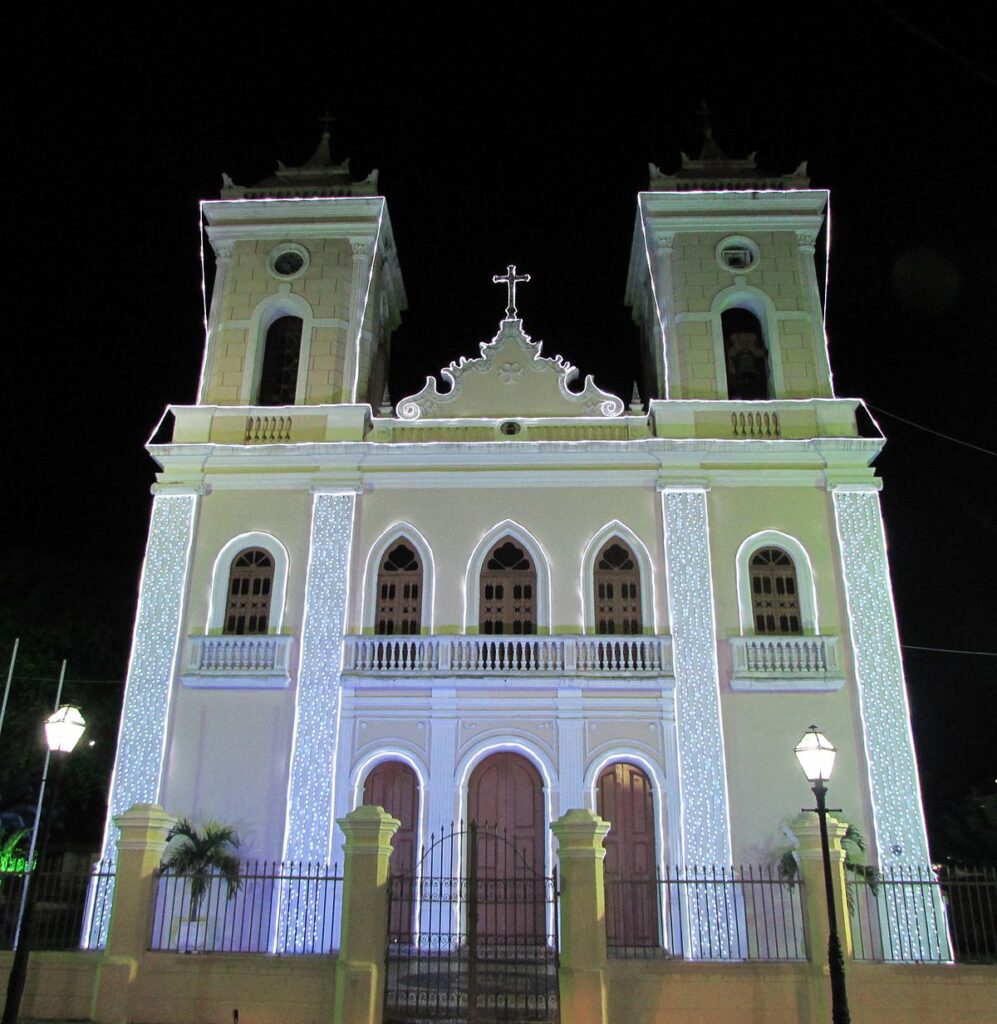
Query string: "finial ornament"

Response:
xmin=317 ymin=111 xmax=336 ymax=137
xmin=492 ymin=265 xmax=531 ymax=321
xmin=629 ymin=382 xmax=644 ymax=414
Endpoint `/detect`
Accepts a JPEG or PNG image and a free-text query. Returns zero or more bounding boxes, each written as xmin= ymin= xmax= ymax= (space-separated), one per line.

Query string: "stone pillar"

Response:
xmin=792 ymin=810 xmax=852 ymax=962
xmin=551 ymin=809 xmax=611 ymax=1024
xmin=93 ymin=803 xmax=175 ymax=1023
xmin=333 ymin=806 xmax=400 ymax=1024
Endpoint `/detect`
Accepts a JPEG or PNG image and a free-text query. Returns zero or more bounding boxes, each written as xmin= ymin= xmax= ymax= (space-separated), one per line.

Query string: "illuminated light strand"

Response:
xmin=276 ymin=491 xmax=356 ymax=953
xmin=661 ymin=487 xmax=733 ymax=958
xmin=638 ymin=202 xmax=671 ymax=399
xmin=832 ymin=488 xmax=949 ymax=960
xmin=85 ymin=493 xmax=198 ymax=948
xmin=196 ymin=202 xmax=210 ymax=403
xmin=822 ymin=193 xmax=836 ymax=396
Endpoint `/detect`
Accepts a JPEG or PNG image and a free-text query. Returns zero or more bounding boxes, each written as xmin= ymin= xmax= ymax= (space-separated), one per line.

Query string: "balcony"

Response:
xmin=728 ymin=635 xmax=844 ymax=692
xmin=342 ymin=634 xmax=673 ymax=683
xmin=181 ymin=635 xmax=295 ymax=689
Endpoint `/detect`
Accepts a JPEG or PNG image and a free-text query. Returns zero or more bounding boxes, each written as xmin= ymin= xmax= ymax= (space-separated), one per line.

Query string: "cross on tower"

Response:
xmin=492 ymin=265 xmax=531 ymax=321
xmin=317 ymin=111 xmax=336 ymax=135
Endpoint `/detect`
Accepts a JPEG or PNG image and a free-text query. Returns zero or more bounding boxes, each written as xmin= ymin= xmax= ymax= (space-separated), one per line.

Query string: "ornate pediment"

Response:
xmin=396 ymin=319 xmax=625 ymax=420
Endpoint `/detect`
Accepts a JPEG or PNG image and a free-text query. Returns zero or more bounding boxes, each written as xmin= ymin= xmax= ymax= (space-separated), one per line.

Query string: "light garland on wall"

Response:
xmin=832 ymin=487 xmax=947 ymax=960
xmin=85 ymin=492 xmax=198 ymax=948
xmin=276 ymin=490 xmax=356 ymax=953
xmin=661 ymin=487 xmax=734 ymax=958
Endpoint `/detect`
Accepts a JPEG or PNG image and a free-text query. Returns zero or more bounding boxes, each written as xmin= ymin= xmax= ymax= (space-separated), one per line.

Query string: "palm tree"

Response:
xmin=160 ymin=818 xmax=242 ymax=917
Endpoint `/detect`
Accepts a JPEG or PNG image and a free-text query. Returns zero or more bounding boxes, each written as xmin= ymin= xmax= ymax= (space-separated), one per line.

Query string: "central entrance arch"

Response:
xmin=468 ymin=752 xmax=545 ymax=872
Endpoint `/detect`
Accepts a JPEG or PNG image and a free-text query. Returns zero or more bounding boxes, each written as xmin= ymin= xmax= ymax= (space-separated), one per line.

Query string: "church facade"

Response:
xmin=94 ymin=131 xmax=933 ymax=946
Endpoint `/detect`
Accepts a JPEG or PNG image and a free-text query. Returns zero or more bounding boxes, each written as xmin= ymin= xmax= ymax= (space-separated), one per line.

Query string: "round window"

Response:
xmin=267 ymin=243 xmax=309 ymax=280
xmin=716 ymin=236 xmax=760 ymax=274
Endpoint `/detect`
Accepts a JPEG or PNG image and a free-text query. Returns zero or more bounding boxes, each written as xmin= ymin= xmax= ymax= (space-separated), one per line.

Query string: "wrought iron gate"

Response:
xmin=384 ymin=821 xmax=559 ymax=1023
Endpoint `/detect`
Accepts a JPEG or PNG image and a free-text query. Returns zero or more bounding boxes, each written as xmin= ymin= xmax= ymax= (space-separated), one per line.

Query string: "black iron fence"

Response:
xmin=849 ymin=864 xmax=997 ymax=963
xmin=150 ymin=860 xmax=343 ymax=954
xmin=0 ymin=854 xmax=113 ymax=951
xmin=606 ymin=865 xmax=808 ymax=961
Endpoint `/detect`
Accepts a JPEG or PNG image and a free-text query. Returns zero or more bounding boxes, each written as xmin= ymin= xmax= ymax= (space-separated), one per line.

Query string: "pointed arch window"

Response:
xmin=594 ymin=540 xmax=642 ymax=635
xmin=225 ymin=548 xmax=274 ymax=635
xmin=480 ymin=538 xmax=535 ymax=635
xmin=258 ymin=315 xmax=302 ymax=405
xmin=750 ymin=547 xmax=801 ymax=634
xmin=375 ymin=542 xmax=422 ymax=635
xmin=722 ymin=308 xmax=770 ymax=400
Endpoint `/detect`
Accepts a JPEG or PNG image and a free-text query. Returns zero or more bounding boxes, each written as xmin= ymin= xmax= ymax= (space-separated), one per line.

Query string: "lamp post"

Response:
xmin=2 ymin=704 xmax=86 ymax=1024
xmin=795 ymin=725 xmax=851 ymax=1024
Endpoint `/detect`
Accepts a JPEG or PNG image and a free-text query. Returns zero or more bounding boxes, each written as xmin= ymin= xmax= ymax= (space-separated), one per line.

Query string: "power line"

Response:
xmin=868 ymin=405 xmax=995 ymax=458
xmin=902 ymin=644 xmax=997 ymax=658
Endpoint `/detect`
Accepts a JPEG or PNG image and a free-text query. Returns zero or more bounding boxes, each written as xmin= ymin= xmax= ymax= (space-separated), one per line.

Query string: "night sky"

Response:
xmin=5 ymin=8 xmax=994 ymax=854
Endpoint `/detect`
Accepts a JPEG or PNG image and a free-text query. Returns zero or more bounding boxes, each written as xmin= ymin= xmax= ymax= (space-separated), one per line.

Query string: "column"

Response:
xmin=551 ymin=810 xmax=611 ymax=1024
xmin=660 ymin=485 xmax=733 ymax=957
xmin=278 ymin=488 xmax=357 ymax=952
xmin=195 ymin=239 xmax=233 ymax=403
xmin=832 ymin=486 xmax=947 ymax=959
xmin=333 ymin=806 xmax=400 ymax=1024
xmin=88 ymin=488 xmax=198 ymax=948
xmin=556 ymin=689 xmax=585 ymax=811
xmin=343 ymin=237 xmax=375 ymax=402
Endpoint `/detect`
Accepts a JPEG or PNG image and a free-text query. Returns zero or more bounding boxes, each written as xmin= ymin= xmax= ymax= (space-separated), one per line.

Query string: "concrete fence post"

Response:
xmin=93 ymin=802 xmax=174 ymax=1022
xmin=551 ymin=809 xmax=611 ymax=1024
xmin=793 ymin=810 xmax=853 ymax=961
xmin=334 ymin=805 xmax=400 ymax=1024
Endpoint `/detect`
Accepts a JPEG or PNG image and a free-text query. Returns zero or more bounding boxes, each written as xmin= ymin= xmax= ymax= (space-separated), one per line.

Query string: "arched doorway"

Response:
xmin=597 ymin=761 xmax=660 ymax=949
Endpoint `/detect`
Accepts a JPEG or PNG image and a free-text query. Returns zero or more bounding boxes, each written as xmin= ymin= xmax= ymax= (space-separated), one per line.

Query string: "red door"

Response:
xmin=468 ymin=752 xmax=545 ymax=940
xmin=363 ymin=761 xmax=419 ymax=937
xmin=597 ymin=762 xmax=659 ymax=947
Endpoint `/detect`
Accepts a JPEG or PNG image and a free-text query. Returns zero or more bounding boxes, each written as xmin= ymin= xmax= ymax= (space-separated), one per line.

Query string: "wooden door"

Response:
xmin=468 ymin=753 xmax=545 ymax=941
xmin=597 ymin=762 xmax=659 ymax=947
xmin=364 ymin=761 xmax=419 ymax=938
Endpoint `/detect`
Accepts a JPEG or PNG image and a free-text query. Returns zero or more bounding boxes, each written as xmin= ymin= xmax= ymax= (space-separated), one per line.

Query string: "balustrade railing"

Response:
xmin=183 ymin=635 xmax=294 ymax=687
xmin=729 ymin=635 xmax=843 ymax=690
xmin=342 ymin=634 xmax=672 ymax=677
xmin=245 ymin=415 xmax=293 ymax=443
xmin=730 ymin=410 xmax=781 ymax=438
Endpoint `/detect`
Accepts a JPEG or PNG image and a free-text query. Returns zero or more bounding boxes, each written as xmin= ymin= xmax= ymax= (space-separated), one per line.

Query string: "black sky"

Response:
xmin=6 ymin=6 xmax=995 ymax=852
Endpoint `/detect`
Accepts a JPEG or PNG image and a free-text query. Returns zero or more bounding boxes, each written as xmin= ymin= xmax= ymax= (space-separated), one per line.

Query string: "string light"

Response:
xmin=85 ymin=492 xmax=198 ymax=947
xmin=661 ymin=486 xmax=733 ymax=958
xmin=276 ymin=490 xmax=356 ymax=952
xmin=832 ymin=487 xmax=948 ymax=960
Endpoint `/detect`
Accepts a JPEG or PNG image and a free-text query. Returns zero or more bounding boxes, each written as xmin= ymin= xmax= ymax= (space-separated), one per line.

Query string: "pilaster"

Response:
xmin=343 ymin=239 xmax=374 ymax=402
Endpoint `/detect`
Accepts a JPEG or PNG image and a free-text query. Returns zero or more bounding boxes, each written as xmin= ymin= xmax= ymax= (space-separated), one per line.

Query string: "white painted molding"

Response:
xmin=734 ymin=529 xmax=819 ymax=635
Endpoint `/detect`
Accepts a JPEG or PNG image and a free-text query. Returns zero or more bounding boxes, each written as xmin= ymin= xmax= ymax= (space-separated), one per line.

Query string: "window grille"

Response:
xmin=749 ymin=547 xmax=801 ymax=634
xmin=375 ymin=543 xmax=422 ymax=635
xmin=594 ymin=541 xmax=642 ymax=635
xmin=258 ymin=315 xmax=302 ymax=405
xmin=480 ymin=539 xmax=536 ymax=635
xmin=225 ymin=548 xmax=274 ymax=635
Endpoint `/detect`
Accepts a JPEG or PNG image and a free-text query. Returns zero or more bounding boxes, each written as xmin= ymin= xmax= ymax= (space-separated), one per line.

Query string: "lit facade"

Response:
xmin=99 ymin=130 xmax=932 ymax=907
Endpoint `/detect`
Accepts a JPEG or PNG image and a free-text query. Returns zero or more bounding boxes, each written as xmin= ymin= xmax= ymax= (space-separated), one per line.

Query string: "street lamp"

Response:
xmin=795 ymin=725 xmax=850 ymax=1024
xmin=2 ymin=705 xmax=86 ymax=1024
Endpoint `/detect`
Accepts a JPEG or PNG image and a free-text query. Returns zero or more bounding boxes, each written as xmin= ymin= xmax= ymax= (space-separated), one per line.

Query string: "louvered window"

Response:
xmin=750 ymin=547 xmax=801 ymax=634
xmin=480 ymin=539 xmax=535 ymax=635
xmin=594 ymin=541 xmax=642 ymax=635
xmin=225 ymin=548 xmax=274 ymax=635
xmin=375 ymin=543 xmax=422 ymax=635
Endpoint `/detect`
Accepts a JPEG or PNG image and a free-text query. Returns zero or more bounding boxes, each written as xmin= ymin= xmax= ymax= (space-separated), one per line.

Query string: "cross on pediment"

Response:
xmin=492 ymin=264 xmax=531 ymax=321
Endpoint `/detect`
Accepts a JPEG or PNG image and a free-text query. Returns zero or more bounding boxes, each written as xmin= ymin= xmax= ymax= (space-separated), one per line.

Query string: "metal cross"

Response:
xmin=317 ymin=111 xmax=336 ymax=135
xmin=492 ymin=265 xmax=531 ymax=320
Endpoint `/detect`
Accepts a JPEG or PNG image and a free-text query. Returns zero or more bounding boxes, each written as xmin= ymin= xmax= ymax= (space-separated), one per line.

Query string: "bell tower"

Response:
xmin=626 ymin=125 xmax=831 ymax=401
xmin=198 ymin=126 xmax=406 ymax=409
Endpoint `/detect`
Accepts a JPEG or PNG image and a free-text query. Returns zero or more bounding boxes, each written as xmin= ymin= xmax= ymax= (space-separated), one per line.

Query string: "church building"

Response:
xmin=94 ymin=127 xmax=933 ymax=949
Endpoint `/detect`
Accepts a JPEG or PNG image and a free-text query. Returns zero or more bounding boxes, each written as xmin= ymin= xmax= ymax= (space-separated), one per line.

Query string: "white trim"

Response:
xmin=580 ymin=521 xmax=658 ymax=634
xmin=710 ymin=284 xmax=785 ymax=399
xmin=241 ymin=292 xmax=315 ymax=406
xmin=207 ymin=532 xmax=290 ymax=633
xmin=463 ymin=520 xmax=552 ymax=633
xmin=360 ymin=523 xmax=436 ymax=633
xmin=734 ymin=530 xmax=818 ymax=635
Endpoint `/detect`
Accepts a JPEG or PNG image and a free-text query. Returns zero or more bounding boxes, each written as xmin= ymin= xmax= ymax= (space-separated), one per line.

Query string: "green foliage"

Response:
xmin=0 ymin=829 xmax=32 ymax=873
xmin=777 ymin=821 xmax=880 ymax=912
xmin=160 ymin=818 xmax=242 ymax=916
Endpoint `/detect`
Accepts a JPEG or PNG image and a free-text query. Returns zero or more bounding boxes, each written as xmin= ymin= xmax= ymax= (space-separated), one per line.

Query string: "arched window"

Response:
xmin=375 ymin=542 xmax=422 ymax=635
xmin=749 ymin=547 xmax=802 ymax=634
xmin=594 ymin=540 xmax=642 ymax=635
xmin=224 ymin=548 xmax=274 ymax=635
xmin=479 ymin=538 xmax=536 ymax=635
xmin=257 ymin=315 xmax=302 ymax=405
xmin=722 ymin=308 xmax=770 ymax=400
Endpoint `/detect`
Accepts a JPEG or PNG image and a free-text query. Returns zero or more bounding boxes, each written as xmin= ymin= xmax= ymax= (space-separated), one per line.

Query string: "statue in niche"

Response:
xmin=722 ymin=308 xmax=770 ymax=400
